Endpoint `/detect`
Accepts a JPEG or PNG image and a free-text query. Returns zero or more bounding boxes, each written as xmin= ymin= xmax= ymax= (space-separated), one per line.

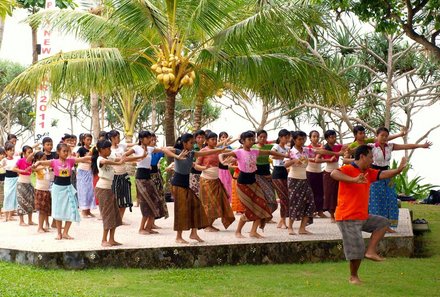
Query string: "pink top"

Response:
xmin=234 ymin=148 xmax=259 ymax=173
xmin=197 ymin=147 xmax=220 ymax=167
xmin=16 ymin=158 xmax=33 ymax=176
xmin=322 ymin=144 xmax=343 ymax=161
xmin=50 ymin=158 xmax=76 ymax=177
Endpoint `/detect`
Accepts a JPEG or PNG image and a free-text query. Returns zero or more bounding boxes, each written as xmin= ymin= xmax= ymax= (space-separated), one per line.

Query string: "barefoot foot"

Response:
xmin=288 ymin=228 xmax=296 ymax=235
xmin=249 ymin=232 xmax=264 ymax=239
xmin=349 ymin=276 xmax=362 ymax=285
xmin=189 ymin=234 xmax=204 ymax=242
xmin=176 ymin=238 xmax=189 ymax=244
xmin=62 ymin=234 xmax=74 ymax=240
xmin=364 ymin=253 xmax=386 ymax=261
xmin=101 ymin=241 xmax=112 ymax=247
xmin=235 ymin=233 xmax=246 ymax=238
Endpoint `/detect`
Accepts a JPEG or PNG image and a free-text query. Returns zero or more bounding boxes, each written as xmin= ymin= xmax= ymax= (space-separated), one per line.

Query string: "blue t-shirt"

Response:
xmin=151 ymin=152 xmax=164 ymax=166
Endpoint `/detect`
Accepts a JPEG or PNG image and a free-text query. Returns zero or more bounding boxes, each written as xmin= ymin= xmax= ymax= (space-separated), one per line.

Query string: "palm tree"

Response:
xmin=0 ymin=0 xmax=14 ymax=50
xmin=5 ymin=0 xmax=347 ymax=145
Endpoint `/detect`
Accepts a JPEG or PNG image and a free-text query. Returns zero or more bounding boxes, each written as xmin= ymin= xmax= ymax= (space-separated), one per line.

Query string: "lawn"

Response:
xmin=0 ymin=203 xmax=438 ymax=297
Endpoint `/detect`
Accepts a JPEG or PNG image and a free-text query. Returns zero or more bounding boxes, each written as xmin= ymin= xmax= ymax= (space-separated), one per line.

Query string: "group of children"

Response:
xmin=0 ymin=125 xmax=431 ymax=248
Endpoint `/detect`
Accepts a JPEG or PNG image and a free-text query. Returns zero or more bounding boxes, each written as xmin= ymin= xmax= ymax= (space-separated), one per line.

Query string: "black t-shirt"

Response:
xmin=45 ymin=151 xmax=58 ymax=160
xmin=77 ymin=146 xmax=89 ymax=157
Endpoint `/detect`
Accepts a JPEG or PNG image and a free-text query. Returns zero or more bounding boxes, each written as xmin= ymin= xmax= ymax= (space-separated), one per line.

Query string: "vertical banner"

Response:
xmin=35 ymin=0 xmax=55 ymax=142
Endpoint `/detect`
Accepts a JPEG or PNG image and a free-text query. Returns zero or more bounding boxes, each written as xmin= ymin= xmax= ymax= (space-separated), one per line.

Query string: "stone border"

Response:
xmin=0 ymin=235 xmax=413 ymax=270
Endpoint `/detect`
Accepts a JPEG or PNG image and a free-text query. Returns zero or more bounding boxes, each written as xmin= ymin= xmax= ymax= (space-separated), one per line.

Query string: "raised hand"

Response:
xmin=176 ymin=150 xmax=189 ymax=160
xmin=398 ymin=157 xmax=408 ymax=172
xmin=422 ymin=141 xmax=433 ymax=148
xmin=353 ymin=173 xmax=368 ymax=184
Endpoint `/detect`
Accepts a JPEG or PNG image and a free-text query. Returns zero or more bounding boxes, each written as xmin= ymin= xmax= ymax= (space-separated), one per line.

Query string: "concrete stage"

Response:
xmin=0 ymin=204 xmax=414 ymax=269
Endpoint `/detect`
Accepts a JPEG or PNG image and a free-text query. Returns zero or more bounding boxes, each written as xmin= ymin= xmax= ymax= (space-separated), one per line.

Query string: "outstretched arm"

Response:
xmin=195 ymin=147 xmax=225 ymax=157
xmin=379 ymin=157 xmax=407 ymax=180
xmin=393 ymin=141 xmax=432 ymax=151
xmin=330 ymin=169 xmax=367 ymax=183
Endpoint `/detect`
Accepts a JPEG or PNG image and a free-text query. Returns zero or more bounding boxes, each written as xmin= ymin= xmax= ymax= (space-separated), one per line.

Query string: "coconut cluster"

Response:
xmin=150 ymin=53 xmax=195 ymax=89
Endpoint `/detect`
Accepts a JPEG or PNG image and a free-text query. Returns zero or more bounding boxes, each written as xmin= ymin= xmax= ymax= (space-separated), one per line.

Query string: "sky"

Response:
xmin=1 ymin=8 xmax=439 ymax=187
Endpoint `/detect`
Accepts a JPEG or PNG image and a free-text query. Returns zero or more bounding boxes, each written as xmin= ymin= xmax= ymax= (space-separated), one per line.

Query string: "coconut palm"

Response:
xmin=5 ymin=0 xmax=347 ymax=145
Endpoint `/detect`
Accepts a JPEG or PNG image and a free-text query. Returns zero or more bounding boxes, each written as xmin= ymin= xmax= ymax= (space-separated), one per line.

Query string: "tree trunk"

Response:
xmin=384 ymin=34 xmax=393 ymax=129
xmin=164 ymin=90 xmax=177 ymax=146
xmin=100 ymin=94 xmax=105 ymax=131
xmin=91 ymin=92 xmax=100 ymax=140
xmin=193 ymin=95 xmax=204 ymax=131
xmin=31 ymin=26 xmax=38 ymax=64
xmin=151 ymin=97 xmax=157 ymax=131
xmin=0 ymin=18 xmax=5 ymax=50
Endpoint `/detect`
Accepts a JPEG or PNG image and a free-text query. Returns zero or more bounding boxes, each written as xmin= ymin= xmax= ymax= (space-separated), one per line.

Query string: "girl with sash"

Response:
xmin=163 ymin=133 xmax=224 ymax=244
xmin=34 ymin=143 xmax=91 ymax=240
xmin=219 ymin=131 xmax=288 ymax=239
xmin=217 ymin=131 xmax=233 ymax=202
xmin=196 ymin=132 xmax=235 ymax=232
xmin=306 ymin=130 xmax=326 ymax=218
xmin=2 ymin=142 xmax=19 ymax=221
xmin=271 ymin=129 xmax=290 ymax=229
xmin=284 ymin=131 xmax=315 ymax=235
xmin=14 ymin=145 xmax=36 ymax=226
xmin=33 ymin=152 xmax=52 ymax=233
xmin=76 ymin=133 xmax=96 ymax=218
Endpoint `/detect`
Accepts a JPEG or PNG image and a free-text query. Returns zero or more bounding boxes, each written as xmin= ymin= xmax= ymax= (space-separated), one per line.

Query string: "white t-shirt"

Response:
xmin=111 ymin=143 xmax=128 ymax=174
xmin=35 ymin=168 xmax=51 ymax=191
xmin=96 ymin=156 xmax=115 ymax=189
xmin=5 ymin=157 xmax=19 ymax=171
xmin=134 ymin=145 xmax=154 ymax=169
xmin=271 ymin=144 xmax=288 ymax=167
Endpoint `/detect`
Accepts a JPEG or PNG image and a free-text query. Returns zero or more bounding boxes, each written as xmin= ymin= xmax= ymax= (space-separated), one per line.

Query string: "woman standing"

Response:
xmin=306 ymin=130 xmax=326 ymax=218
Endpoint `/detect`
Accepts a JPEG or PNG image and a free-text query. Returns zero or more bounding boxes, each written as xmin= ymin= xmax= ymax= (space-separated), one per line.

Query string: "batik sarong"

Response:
xmin=95 ymin=187 xmax=122 ymax=230
xmin=17 ymin=182 xmax=34 ymax=215
xmin=287 ymin=178 xmax=315 ymax=221
xmin=171 ymin=185 xmax=209 ymax=231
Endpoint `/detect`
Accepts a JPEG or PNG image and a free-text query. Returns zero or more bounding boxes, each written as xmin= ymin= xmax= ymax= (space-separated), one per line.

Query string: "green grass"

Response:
xmin=1 ymin=203 xmax=439 ymax=297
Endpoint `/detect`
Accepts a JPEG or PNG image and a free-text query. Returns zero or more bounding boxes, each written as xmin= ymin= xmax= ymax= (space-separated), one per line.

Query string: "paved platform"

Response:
xmin=0 ymin=205 xmax=414 ymax=269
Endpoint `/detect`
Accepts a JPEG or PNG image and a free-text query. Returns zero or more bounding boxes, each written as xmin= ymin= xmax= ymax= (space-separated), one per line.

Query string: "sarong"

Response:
xmin=273 ymin=178 xmax=288 ymax=218
xmin=95 ymin=187 xmax=122 ymax=229
xmin=51 ymin=184 xmax=80 ymax=222
xmin=151 ymin=171 xmax=169 ymax=218
xmin=218 ymin=168 xmax=232 ymax=202
xmin=171 ymin=185 xmax=209 ymax=231
xmin=17 ymin=182 xmax=34 ymax=215
xmin=255 ymin=174 xmax=277 ymax=213
xmin=236 ymin=182 xmax=272 ymax=228
xmin=136 ymin=179 xmax=166 ymax=219
xmin=306 ymin=171 xmax=324 ymax=212
xmin=323 ymin=171 xmax=338 ymax=212
xmin=287 ymin=178 xmax=315 ymax=221
xmin=3 ymin=176 xmax=18 ymax=211
xmin=0 ymin=180 xmax=4 ymax=209
xmin=199 ymin=177 xmax=235 ymax=229
xmin=76 ymin=169 xmax=96 ymax=210
xmin=231 ymin=177 xmax=245 ymax=213
xmin=369 ymin=178 xmax=399 ymax=228
xmin=112 ymin=173 xmax=133 ymax=211
xmin=189 ymin=173 xmax=201 ymax=198
xmin=35 ymin=189 xmax=51 ymax=215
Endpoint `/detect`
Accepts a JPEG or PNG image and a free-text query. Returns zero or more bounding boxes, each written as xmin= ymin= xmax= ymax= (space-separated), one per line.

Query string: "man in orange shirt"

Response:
xmin=331 ymin=145 xmax=407 ymax=285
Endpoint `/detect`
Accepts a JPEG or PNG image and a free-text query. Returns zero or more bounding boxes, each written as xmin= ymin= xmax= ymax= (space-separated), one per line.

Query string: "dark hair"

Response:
xmin=276 ymin=129 xmax=290 ymax=144
xmin=81 ymin=133 xmax=93 ymax=146
xmin=42 ymin=137 xmax=53 ymax=145
xmin=106 ymin=130 xmax=120 ymax=141
xmin=61 ymin=133 xmax=72 ymax=142
xmin=256 ymin=129 xmax=267 ymax=137
xmin=77 ymin=133 xmax=84 ymax=146
xmin=56 ymin=143 xmax=68 ymax=151
xmin=219 ymin=131 xmax=228 ymax=139
xmin=7 ymin=134 xmax=17 ymax=141
xmin=324 ymin=129 xmax=337 ymax=140
xmin=309 ymin=130 xmax=320 ymax=138
xmin=33 ymin=151 xmax=45 ymax=162
xmin=354 ymin=145 xmax=372 ymax=160
xmin=376 ymin=127 xmax=389 ymax=136
xmin=0 ymin=147 xmax=5 ymax=155
xmin=91 ymin=140 xmax=112 ymax=175
xmin=4 ymin=142 xmax=14 ymax=152
xmin=289 ymin=131 xmax=307 ymax=148
xmin=71 ymin=134 xmax=77 ymax=140
xmin=194 ymin=130 xmax=205 ymax=137
xmin=20 ymin=145 xmax=33 ymax=158
xmin=206 ymin=132 xmax=218 ymax=140
xmin=174 ymin=133 xmax=193 ymax=150
xmin=204 ymin=129 xmax=212 ymax=136
xmin=98 ymin=131 xmax=107 ymax=139
xmin=353 ymin=125 xmax=365 ymax=136
xmin=138 ymin=130 xmax=152 ymax=145
xmin=239 ymin=130 xmax=255 ymax=144
xmin=151 ymin=132 xmax=156 ymax=138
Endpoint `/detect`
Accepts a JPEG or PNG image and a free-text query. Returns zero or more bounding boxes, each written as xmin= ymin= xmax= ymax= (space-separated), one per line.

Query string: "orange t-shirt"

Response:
xmin=335 ymin=163 xmax=380 ymax=221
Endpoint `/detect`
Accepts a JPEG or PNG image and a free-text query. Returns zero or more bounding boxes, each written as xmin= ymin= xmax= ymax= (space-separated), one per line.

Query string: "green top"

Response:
xmin=252 ymin=144 xmax=273 ymax=165
xmin=348 ymin=137 xmax=375 ymax=149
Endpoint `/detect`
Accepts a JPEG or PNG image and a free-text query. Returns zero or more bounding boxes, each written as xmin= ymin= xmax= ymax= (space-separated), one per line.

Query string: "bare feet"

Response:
xmin=364 ymin=253 xmax=386 ymax=261
xmin=176 ymin=238 xmax=189 ymax=244
xmin=19 ymin=222 xmax=28 ymax=226
xmin=62 ymin=234 xmax=74 ymax=240
xmin=235 ymin=233 xmax=246 ymax=238
xmin=101 ymin=241 xmax=112 ymax=247
xmin=7 ymin=217 xmax=17 ymax=221
xmin=110 ymin=241 xmax=122 ymax=246
xmin=28 ymin=221 xmax=37 ymax=226
xmin=267 ymin=219 xmax=276 ymax=224
xmin=138 ymin=230 xmax=150 ymax=235
xmin=152 ymin=224 xmax=161 ymax=229
xmin=331 ymin=218 xmax=336 ymax=223
xmin=277 ymin=220 xmax=287 ymax=229
xmin=249 ymin=232 xmax=264 ymax=239
xmin=288 ymin=228 xmax=296 ymax=235
xmin=349 ymin=276 xmax=362 ymax=285
xmin=204 ymin=226 xmax=219 ymax=232
xmin=298 ymin=229 xmax=313 ymax=235
xmin=189 ymin=234 xmax=204 ymax=242
xmin=146 ymin=230 xmax=159 ymax=234
xmin=318 ymin=212 xmax=328 ymax=218
xmin=37 ymin=228 xmax=49 ymax=233
xmin=55 ymin=234 xmax=62 ymax=240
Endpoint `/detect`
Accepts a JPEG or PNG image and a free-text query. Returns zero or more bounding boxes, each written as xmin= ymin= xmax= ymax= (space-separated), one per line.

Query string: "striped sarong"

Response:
xmin=199 ymin=176 xmax=235 ymax=229
xmin=95 ymin=187 xmax=122 ymax=230
xmin=236 ymin=182 xmax=272 ymax=228
xmin=287 ymin=178 xmax=315 ymax=221
xmin=136 ymin=179 xmax=166 ymax=219
xmin=76 ymin=168 xmax=96 ymax=210
xmin=151 ymin=171 xmax=169 ymax=219
xmin=273 ymin=178 xmax=288 ymax=218
xmin=17 ymin=182 xmax=35 ymax=215
xmin=172 ymin=185 xmax=209 ymax=231
xmin=255 ymin=174 xmax=277 ymax=213
xmin=112 ymin=173 xmax=133 ymax=211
